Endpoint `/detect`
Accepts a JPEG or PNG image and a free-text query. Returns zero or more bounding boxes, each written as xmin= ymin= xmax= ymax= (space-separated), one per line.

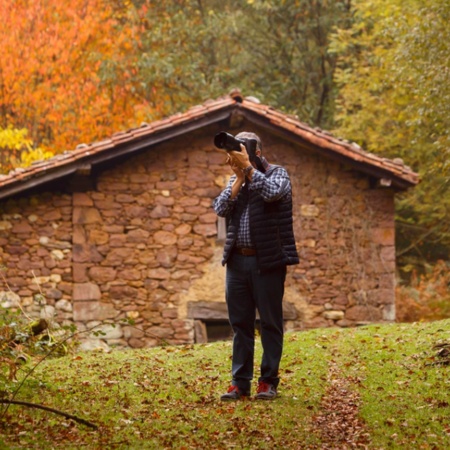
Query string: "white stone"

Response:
xmin=78 ymin=338 xmax=111 ymax=353
xmin=55 ymin=299 xmax=72 ymax=312
xmin=28 ymin=215 xmax=38 ymax=222
xmin=95 ymin=324 xmax=123 ymax=340
xmin=86 ymin=321 xmax=102 ymax=330
xmin=39 ymin=236 xmax=50 ymax=245
xmin=41 ymin=305 xmax=55 ymax=320
xmin=126 ymin=311 xmax=140 ymax=319
xmin=323 ymin=310 xmax=345 ymax=320
xmin=51 ymin=250 xmax=65 ymax=260
xmin=0 ymin=291 xmax=20 ymax=308
xmin=50 ymin=274 xmax=62 ymax=283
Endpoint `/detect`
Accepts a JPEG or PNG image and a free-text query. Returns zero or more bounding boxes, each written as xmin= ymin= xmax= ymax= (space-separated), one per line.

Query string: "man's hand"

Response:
xmin=229 ymin=144 xmax=252 ymax=170
xmin=227 ymin=154 xmax=245 ymax=182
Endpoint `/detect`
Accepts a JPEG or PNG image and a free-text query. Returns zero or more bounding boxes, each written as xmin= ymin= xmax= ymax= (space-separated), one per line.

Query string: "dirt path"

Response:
xmin=310 ymin=360 xmax=370 ymax=449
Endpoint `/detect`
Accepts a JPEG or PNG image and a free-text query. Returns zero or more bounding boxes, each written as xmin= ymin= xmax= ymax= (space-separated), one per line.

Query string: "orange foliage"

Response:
xmin=0 ymin=0 xmax=158 ymax=155
xmin=396 ymin=260 xmax=450 ymax=322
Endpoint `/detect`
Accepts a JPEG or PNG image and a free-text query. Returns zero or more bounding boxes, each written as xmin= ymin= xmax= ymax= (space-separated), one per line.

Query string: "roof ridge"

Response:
xmin=0 ymin=91 xmax=419 ymax=197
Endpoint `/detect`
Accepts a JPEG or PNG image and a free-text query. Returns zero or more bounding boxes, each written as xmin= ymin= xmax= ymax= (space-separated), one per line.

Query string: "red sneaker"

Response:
xmin=220 ymin=385 xmax=250 ymax=401
xmin=255 ymin=381 xmax=277 ymax=400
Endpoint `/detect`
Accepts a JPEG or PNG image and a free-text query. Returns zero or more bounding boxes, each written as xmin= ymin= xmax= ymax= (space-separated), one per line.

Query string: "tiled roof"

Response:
xmin=0 ymin=90 xmax=419 ymax=199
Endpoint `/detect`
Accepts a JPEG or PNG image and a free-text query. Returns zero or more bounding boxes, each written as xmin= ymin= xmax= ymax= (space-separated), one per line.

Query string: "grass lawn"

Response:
xmin=1 ymin=319 xmax=449 ymax=449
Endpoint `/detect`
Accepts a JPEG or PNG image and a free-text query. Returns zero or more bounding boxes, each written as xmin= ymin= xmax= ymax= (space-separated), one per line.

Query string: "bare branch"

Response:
xmin=0 ymin=399 xmax=97 ymax=429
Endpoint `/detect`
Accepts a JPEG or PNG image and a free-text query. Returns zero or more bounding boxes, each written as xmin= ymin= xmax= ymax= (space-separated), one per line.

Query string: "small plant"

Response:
xmin=0 ymin=305 xmax=75 ymax=389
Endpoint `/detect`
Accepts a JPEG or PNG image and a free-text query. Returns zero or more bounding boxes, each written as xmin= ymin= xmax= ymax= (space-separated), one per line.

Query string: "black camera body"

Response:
xmin=214 ymin=132 xmax=257 ymax=155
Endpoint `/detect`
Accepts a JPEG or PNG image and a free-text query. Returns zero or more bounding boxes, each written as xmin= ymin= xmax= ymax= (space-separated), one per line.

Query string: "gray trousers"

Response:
xmin=225 ymin=253 xmax=286 ymax=393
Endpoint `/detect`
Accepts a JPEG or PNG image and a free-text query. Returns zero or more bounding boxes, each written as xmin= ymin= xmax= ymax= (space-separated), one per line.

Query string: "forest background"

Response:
xmin=0 ymin=0 xmax=448 ymax=319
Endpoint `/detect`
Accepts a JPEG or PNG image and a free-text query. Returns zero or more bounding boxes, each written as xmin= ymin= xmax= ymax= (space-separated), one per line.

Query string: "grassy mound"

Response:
xmin=1 ymin=319 xmax=449 ymax=449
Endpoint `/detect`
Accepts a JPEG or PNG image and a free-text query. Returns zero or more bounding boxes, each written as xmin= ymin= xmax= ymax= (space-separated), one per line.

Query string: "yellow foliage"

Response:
xmin=0 ymin=126 xmax=32 ymax=152
xmin=0 ymin=126 xmax=54 ymax=173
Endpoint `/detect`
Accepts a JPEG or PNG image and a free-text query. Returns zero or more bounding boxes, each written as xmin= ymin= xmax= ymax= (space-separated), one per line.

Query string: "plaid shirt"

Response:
xmin=213 ymin=158 xmax=291 ymax=248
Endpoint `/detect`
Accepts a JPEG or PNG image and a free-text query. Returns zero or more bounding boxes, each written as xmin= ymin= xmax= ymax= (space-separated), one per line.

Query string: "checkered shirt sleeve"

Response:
xmin=212 ymin=176 xmax=237 ymax=218
xmin=249 ymin=166 xmax=291 ymax=201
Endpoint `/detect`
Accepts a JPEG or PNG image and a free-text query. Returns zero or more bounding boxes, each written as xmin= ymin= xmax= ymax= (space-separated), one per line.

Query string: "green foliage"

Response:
xmin=1 ymin=321 xmax=449 ymax=448
xmin=234 ymin=0 xmax=352 ymax=126
xmin=331 ymin=0 xmax=450 ymax=273
xmin=134 ymin=0 xmax=351 ymax=127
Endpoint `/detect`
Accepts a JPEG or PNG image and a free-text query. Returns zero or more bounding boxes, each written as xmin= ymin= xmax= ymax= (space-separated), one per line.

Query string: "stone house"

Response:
xmin=0 ymin=90 xmax=418 ymax=349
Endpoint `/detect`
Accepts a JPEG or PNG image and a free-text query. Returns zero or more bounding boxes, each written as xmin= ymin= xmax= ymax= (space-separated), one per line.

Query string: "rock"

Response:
xmin=73 ymin=207 xmax=102 ymax=224
xmin=383 ymin=304 xmax=396 ymax=321
xmin=150 ymin=204 xmax=170 ymax=219
xmin=95 ymin=324 xmax=123 ymax=340
xmin=73 ymin=283 xmax=101 ymax=301
xmin=126 ymin=228 xmax=150 ymax=243
xmin=175 ymin=223 xmax=192 ymax=235
xmin=51 ymin=249 xmax=65 ymax=260
xmin=12 ymin=221 xmax=33 ymax=233
xmin=346 ymin=305 xmax=382 ymax=322
xmin=323 ymin=310 xmax=345 ymax=321
xmin=128 ymin=338 xmax=145 ymax=348
xmin=0 ymin=290 xmax=21 ymax=308
xmin=73 ymin=193 xmax=94 ymax=206
xmin=123 ymin=326 xmax=145 ymax=339
xmin=126 ymin=311 xmax=140 ymax=320
xmin=78 ymin=338 xmax=111 ymax=352
xmin=153 ymin=230 xmax=177 ymax=245
xmin=73 ymin=301 xmax=118 ymax=321
xmin=89 ymin=267 xmax=117 ymax=283
xmin=40 ymin=305 xmax=55 ymax=320
xmin=193 ymin=223 xmax=216 ymax=237
xmin=147 ymin=268 xmax=171 ymax=280
xmin=55 ymin=299 xmax=72 ymax=312
xmin=0 ymin=220 xmax=12 ymax=230
xmin=300 ymin=205 xmax=320 ymax=217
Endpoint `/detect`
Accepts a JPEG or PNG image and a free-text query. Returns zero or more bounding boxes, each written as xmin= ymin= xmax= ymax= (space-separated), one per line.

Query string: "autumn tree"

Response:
xmin=331 ymin=0 xmax=450 ymax=274
xmin=1 ymin=0 xmax=352 ymax=174
xmin=0 ymin=0 xmax=155 ymax=172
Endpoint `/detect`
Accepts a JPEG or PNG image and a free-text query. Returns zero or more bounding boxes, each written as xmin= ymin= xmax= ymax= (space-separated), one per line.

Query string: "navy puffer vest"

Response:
xmin=222 ymin=165 xmax=299 ymax=272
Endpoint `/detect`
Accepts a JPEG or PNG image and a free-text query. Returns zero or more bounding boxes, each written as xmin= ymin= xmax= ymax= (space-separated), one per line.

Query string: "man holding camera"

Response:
xmin=213 ymin=131 xmax=299 ymax=400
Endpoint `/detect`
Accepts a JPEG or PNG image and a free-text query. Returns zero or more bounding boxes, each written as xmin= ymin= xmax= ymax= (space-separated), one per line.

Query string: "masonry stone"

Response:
xmin=73 ymin=301 xmax=118 ymax=321
xmin=73 ymin=283 xmax=101 ymax=301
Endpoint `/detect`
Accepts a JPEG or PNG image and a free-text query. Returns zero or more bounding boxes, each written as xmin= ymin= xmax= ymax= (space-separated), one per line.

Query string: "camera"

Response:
xmin=214 ymin=132 xmax=257 ymax=155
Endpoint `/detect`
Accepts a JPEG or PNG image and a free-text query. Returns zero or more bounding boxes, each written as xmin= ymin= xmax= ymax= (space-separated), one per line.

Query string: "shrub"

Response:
xmin=396 ymin=260 xmax=450 ymax=322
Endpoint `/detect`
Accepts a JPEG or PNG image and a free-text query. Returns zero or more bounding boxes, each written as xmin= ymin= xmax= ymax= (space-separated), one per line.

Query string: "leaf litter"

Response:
xmin=1 ymin=321 xmax=449 ymax=449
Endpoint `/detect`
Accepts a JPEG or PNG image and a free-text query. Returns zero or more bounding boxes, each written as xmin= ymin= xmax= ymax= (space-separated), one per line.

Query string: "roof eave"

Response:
xmin=0 ymin=106 xmax=234 ymax=201
xmin=237 ymin=103 xmax=419 ymax=190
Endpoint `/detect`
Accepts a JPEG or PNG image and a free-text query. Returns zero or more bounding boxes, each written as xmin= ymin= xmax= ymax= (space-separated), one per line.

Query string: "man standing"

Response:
xmin=213 ymin=131 xmax=299 ymax=400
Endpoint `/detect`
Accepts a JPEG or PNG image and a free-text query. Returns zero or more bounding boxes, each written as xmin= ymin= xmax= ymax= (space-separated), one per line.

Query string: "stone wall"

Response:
xmin=0 ymin=126 xmax=397 ymax=349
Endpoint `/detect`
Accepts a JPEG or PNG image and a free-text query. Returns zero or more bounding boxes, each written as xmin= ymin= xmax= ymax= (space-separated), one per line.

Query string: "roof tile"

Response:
xmin=0 ymin=91 xmax=419 ymax=195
